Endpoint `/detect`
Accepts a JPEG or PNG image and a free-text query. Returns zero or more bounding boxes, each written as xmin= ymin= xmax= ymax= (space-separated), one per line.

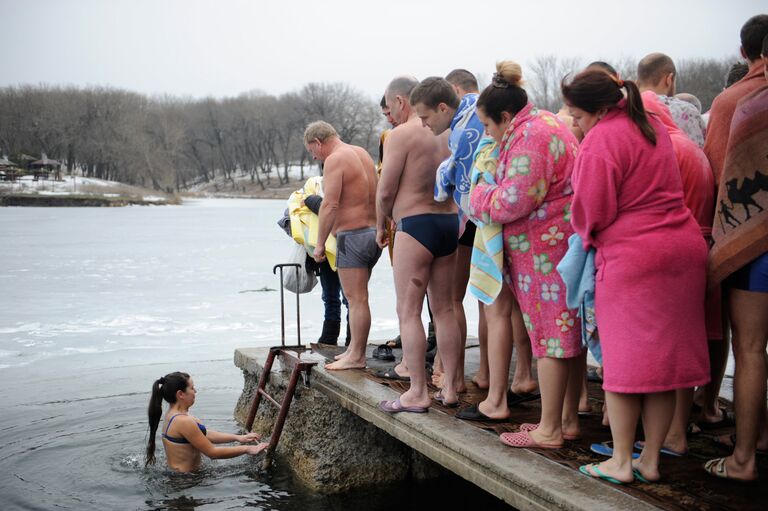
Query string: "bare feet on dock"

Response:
xmin=398 ymin=389 xmax=432 ymax=410
xmin=333 ymin=350 xmax=349 ymax=361
xmin=582 ymin=459 xmax=634 ymax=484
xmin=478 ymin=400 xmax=510 ymax=420
xmin=431 ymin=371 xmax=466 ymax=393
xmin=509 ymin=382 xmax=538 ymax=396
xmin=471 ymin=373 xmax=489 ymax=390
xmin=632 ymin=457 xmax=662 ymax=482
xmin=325 ymin=356 xmax=366 ymax=371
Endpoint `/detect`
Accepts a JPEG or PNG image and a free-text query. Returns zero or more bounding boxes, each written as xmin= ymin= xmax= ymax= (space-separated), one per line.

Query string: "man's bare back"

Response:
xmin=323 ymin=144 xmax=377 ymax=234
xmin=381 ymin=117 xmax=454 ymax=222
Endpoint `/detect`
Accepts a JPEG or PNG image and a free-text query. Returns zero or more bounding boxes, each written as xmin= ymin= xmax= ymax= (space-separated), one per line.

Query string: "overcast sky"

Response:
xmin=1 ymin=0 xmax=763 ymax=100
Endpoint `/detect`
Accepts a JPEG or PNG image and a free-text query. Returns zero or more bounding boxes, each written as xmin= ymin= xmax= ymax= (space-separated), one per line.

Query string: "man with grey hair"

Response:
xmin=636 ymin=52 xmax=707 ymax=147
xmin=376 ymin=75 xmax=463 ymax=413
xmin=304 ymin=121 xmax=381 ymax=371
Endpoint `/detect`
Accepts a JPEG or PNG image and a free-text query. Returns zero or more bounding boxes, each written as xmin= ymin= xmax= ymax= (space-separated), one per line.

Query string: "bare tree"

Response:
xmin=526 ymin=55 xmax=582 ymax=112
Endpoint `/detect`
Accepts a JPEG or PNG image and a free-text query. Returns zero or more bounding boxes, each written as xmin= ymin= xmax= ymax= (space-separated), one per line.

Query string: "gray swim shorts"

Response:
xmin=336 ymin=227 xmax=382 ymax=270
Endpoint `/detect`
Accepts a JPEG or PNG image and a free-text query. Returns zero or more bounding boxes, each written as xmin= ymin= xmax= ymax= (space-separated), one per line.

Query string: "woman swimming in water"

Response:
xmin=145 ymin=371 xmax=268 ymax=472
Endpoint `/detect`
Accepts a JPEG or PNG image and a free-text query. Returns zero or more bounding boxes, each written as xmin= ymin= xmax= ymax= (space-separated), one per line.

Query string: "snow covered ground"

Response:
xmin=0 ymin=175 xmax=169 ymax=202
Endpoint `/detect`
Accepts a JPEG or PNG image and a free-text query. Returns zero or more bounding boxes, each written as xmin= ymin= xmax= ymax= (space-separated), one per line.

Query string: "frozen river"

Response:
xmin=0 ymin=198 xmax=488 ymax=510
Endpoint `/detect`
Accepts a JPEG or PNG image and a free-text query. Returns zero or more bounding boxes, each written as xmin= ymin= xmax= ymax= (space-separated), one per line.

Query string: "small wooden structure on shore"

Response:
xmin=30 ymin=153 xmax=61 ymax=181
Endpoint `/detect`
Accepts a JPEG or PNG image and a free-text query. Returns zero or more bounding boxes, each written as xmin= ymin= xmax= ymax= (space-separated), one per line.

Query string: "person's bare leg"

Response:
xmin=477 ymin=284 xmax=513 ymax=419
xmin=562 ymin=352 xmax=585 ymax=438
xmin=453 ymin=244 xmax=472 ymax=392
xmin=660 ymin=388 xmax=693 ymax=455
xmin=699 ymin=336 xmax=730 ymax=422
xmin=716 ymin=289 xmax=768 ymax=480
xmin=433 ymin=243 xmax=472 ymax=391
xmin=580 ymin=378 xmax=588 ymax=410
xmin=510 ymin=298 xmax=537 ymax=394
xmin=428 ymin=250 xmax=461 ymax=404
xmin=528 ymin=357 xmax=569 ymax=446
xmin=473 ymin=302 xmax=490 ymax=389
xmin=585 ymin=391 xmax=640 ymax=483
xmin=432 ymin=351 xmax=443 ymax=386
xmin=634 ymin=390 xmax=675 ymax=482
xmin=325 ymin=267 xmax=371 ymax=370
xmin=392 ymin=232 xmax=434 ymax=409
xmin=696 ymin=291 xmax=729 ymax=419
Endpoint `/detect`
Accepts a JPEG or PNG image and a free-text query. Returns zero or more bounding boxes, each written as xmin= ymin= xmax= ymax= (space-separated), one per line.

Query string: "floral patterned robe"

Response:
xmin=469 ymin=103 xmax=582 ymax=359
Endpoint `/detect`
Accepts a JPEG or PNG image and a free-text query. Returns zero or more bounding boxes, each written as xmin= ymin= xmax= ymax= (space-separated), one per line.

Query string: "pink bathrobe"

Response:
xmin=470 ymin=103 xmax=582 ymax=359
xmin=571 ymin=100 xmax=710 ymax=393
xmin=641 ymin=91 xmax=721 ymax=341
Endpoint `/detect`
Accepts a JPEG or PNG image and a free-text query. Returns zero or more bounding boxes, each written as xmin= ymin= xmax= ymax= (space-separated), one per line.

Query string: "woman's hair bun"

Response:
xmin=495 ymin=61 xmax=523 ymax=87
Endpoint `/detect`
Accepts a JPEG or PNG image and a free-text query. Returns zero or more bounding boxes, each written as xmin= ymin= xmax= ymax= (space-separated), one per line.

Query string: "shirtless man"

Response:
xmin=304 ymin=121 xmax=382 ymax=370
xmin=410 ymin=76 xmax=483 ymax=394
xmin=376 ymin=76 xmax=462 ymax=412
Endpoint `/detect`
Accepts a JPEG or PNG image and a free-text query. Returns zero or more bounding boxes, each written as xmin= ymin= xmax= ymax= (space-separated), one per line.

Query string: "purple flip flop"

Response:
xmin=378 ymin=398 xmax=429 ymax=414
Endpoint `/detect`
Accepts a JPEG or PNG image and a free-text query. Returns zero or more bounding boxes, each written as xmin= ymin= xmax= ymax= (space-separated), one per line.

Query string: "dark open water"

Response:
xmin=0 ymin=199 xmax=505 ymax=511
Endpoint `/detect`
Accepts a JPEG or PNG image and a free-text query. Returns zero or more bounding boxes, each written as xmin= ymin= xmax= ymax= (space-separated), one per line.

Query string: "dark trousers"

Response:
xmin=319 ymin=260 xmax=348 ymax=322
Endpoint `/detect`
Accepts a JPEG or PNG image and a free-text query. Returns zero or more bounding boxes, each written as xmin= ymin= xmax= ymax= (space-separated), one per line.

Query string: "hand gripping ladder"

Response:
xmin=245 ymin=263 xmax=317 ymax=470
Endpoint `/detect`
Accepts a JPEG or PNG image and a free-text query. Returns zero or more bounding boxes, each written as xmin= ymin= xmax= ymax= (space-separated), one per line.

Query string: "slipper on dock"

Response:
xmin=375 ymin=367 xmax=410 ymax=381
xmin=432 ymin=389 xmax=459 ymax=408
xmin=579 ymin=463 xmax=627 ymax=485
xmin=518 ymin=423 xmax=580 ymax=441
xmin=633 ymin=440 xmax=686 ymax=457
xmin=455 ymin=404 xmax=509 ymax=423
xmin=589 ymin=441 xmax=640 ymax=459
xmin=506 ymin=390 xmax=541 ymax=407
xmin=372 ymin=344 xmax=395 ymax=362
xmin=499 ymin=430 xmax=563 ymax=449
xmin=378 ymin=398 xmax=428 ymax=414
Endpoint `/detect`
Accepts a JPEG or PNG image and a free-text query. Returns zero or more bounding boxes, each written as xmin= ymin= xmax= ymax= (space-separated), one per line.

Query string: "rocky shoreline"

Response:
xmin=0 ymin=193 xmax=180 ymax=207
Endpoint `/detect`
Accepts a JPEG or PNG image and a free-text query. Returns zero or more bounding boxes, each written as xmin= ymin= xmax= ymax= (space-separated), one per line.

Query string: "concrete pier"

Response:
xmin=234 ymin=346 xmax=657 ymax=511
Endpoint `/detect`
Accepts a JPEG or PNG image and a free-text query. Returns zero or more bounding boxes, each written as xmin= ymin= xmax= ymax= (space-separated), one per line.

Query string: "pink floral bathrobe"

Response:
xmin=570 ymin=100 xmax=710 ymax=394
xmin=470 ymin=103 xmax=582 ymax=359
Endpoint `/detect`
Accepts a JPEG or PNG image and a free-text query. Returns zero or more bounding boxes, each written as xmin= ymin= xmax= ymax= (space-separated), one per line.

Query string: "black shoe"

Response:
xmin=373 ymin=345 xmax=395 ymax=361
xmin=317 ymin=320 xmax=340 ymax=345
xmin=456 ymin=404 xmax=509 ymax=423
xmin=386 ymin=335 xmax=402 ymax=349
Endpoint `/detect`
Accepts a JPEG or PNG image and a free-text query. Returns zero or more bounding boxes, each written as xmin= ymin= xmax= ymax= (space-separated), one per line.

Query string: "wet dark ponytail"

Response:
xmin=561 ymin=69 xmax=656 ymax=145
xmin=622 ymin=79 xmax=656 ymax=145
xmin=145 ymin=372 xmax=190 ymax=467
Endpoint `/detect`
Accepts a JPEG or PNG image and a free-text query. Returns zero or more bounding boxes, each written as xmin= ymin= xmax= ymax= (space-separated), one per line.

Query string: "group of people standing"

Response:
xmin=301 ymin=12 xmax=768 ymax=484
xmin=147 ymin=14 xmax=768 ymax=483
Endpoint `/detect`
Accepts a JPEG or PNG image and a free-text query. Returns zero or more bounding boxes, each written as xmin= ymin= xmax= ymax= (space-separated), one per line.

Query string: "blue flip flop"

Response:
xmin=633 ymin=440 xmax=685 ymax=457
xmin=589 ymin=441 xmax=640 ymax=459
xmin=579 ymin=463 xmax=626 ymax=485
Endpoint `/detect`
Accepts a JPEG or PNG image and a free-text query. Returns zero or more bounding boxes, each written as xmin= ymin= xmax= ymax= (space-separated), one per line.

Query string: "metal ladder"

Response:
xmin=245 ymin=263 xmax=317 ymax=469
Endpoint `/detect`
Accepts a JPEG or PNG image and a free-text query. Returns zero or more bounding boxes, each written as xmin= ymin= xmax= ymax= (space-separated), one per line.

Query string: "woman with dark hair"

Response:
xmin=562 ymin=69 xmax=709 ymax=484
xmin=146 ymin=372 xmax=268 ymax=472
xmin=468 ymin=61 xmax=583 ymax=449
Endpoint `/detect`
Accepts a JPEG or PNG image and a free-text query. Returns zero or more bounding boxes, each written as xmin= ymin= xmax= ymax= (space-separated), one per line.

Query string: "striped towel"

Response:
xmin=468 ymin=138 xmax=505 ymax=304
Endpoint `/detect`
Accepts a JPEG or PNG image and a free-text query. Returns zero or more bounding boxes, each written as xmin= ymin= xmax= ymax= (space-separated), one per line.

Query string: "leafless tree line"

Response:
xmin=525 ymin=54 xmax=742 ymax=114
xmin=0 ymin=83 xmax=381 ymax=192
xmin=0 ymin=55 xmax=743 ymax=191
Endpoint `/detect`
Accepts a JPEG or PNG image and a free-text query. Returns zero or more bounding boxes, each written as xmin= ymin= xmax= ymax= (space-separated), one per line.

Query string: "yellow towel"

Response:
xmin=287 ymin=176 xmax=338 ymax=270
